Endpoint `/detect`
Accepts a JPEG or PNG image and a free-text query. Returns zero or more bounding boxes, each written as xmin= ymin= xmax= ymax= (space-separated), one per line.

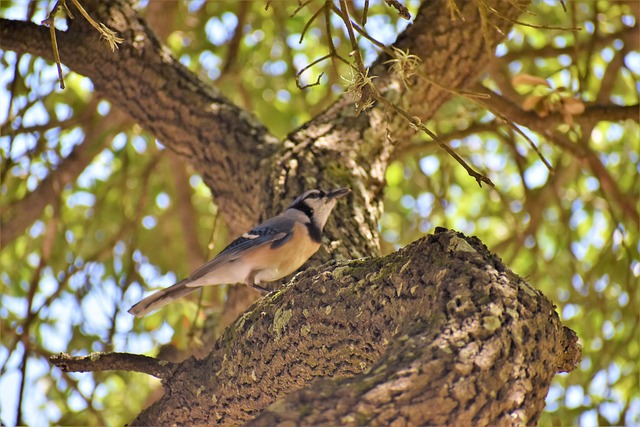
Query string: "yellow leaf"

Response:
xmin=512 ymin=74 xmax=551 ymax=88
xmin=522 ymin=94 xmax=543 ymax=111
xmin=563 ymin=97 xmax=585 ymax=115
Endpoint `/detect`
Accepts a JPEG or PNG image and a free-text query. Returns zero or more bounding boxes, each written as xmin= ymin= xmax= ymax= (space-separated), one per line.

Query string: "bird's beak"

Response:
xmin=327 ymin=188 xmax=351 ymax=199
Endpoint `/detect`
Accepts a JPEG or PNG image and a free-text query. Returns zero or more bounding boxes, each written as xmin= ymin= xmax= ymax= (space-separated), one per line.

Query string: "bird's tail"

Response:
xmin=128 ymin=279 xmax=196 ymax=317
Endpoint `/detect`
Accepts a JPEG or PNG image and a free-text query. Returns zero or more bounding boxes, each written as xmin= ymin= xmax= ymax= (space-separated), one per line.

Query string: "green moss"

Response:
xmin=272 ymin=308 xmax=293 ymax=341
xmin=300 ymin=323 xmax=311 ymax=336
xmin=483 ymin=315 xmax=502 ymax=333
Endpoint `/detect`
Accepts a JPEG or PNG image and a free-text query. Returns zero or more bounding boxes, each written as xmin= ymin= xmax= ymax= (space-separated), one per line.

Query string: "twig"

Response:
xmin=477 ymin=0 xmax=494 ymax=60
xmin=362 ymin=0 xmax=369 ymax=25
xmin=49 ymin=352 xmax=178 ymax=380
xmin=488 ymin=5 xmax=580 ymax=31
xmin=222 ymin=1 xmax=251 ymax=74
xmin=384 ymin=0 xmax=411 ymax=20
xmin=41 ymin=1 xmax=66 ymax=89
xmin=296 ymin=54 xmax=331 ymax=89
xmin=329 ymin=3 xmax=391 ymax=54
xmin=324 ymin=0 xmax=340 ymax=74
xmin=373 ymin=88 xmax=495 ymax=188
xmin=299 ymin=4 xmax=324 ymax=43
xmin=337 ymin=0 xmax=377 ymax=113
xmin=290 ymin=0 xmax=314 ymax=18
xmin=447 ymin=0 xmax=464 ymax=21
xmin=471 ymin=85 xmax=554 ymax=173
xmin=338 ymin=0 xmax=366 ymax=75
xmin=477 ymin=85 xmax=639 ymax=227
xmin=68 ymin=0 xmax=123 ymax=51
xmin=41 ymin=0 xmax=123 ymax=89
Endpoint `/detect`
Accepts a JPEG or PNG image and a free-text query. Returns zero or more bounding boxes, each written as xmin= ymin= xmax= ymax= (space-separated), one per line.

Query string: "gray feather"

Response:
xmin=128 ymin=279 xmax=194 ymax=317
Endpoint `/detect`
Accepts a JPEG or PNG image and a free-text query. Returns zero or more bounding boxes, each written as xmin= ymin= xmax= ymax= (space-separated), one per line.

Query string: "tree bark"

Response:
xmin=127 ymin=229 xmax=579 ymax=425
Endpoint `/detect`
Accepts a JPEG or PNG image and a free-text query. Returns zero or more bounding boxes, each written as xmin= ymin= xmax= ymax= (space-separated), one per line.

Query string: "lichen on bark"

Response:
xmin=132 ymin=229 xmax=580 ymax=426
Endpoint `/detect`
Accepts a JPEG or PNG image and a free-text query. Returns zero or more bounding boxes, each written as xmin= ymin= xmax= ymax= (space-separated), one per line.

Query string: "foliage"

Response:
xmin=1 ymin=0 xmax=638 ymax=426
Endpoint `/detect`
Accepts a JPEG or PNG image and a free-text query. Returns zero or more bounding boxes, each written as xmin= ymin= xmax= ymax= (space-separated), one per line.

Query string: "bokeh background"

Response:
xmin=1 ymin=0 xmax=638 ymax=425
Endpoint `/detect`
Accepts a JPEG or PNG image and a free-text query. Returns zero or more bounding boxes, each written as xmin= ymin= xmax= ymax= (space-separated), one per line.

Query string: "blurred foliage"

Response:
xmin=1 ymin=0 xmax=638 ymax=426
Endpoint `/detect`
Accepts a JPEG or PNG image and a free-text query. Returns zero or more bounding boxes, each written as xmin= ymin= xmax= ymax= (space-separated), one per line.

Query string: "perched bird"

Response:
xmin=128 ymin=188 xmax=350 ymax=317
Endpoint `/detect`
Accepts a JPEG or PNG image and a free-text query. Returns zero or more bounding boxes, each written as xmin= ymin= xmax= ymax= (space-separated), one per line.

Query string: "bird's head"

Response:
xmin=289 ymin=188 xmax=350 ymax=229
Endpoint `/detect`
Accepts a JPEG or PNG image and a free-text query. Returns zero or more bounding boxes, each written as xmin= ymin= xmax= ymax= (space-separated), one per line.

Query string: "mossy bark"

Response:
xmin=132 ymin=229 xmax=579 ymax=425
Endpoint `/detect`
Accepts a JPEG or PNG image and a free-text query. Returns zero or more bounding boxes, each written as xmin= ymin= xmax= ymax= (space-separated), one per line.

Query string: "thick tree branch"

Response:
xmin=50 ymin=352 xmax=178 ymax=380
xmin=0 ymin=8 xmax=280 ymax=235
xmin=131 ymin=229 xmax=580 ymax=425
xmin=473 ymin=85 xmax=639 ymax=130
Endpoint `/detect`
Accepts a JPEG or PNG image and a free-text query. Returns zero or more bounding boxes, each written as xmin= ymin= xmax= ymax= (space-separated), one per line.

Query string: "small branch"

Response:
xmin=476 ymin=85 xmax=639 ymax=228
xmin=330 ymin=4 xmax=392 ymax=54
xmin=362 ymin=0 xmax=369 ymax=25
xmin=486 ymin=2 xmax=580 ymax=31
xmin=290 ymin=0 xmax=313 ymax=18
xmin=49 ymin=352 xmax=178 ymax=380
xmin=40 ymin=0 xmax=123 ymax=89
xmin=475 ymin=84 xmax=639 ymax=131
xmin=384 ymin=0 xmax=411 ymax=19
xmin=338 ymin=0 xmax=366 ymax=76
xmin=69 ymin=0 xmax=123 ymax=51
xmin=221 ymin=0 xmax=250 ymax=74
xmin=41 ymin=0 xmax=66 ymax=89
xmin=473 ymin=93 xmax=554 ymax=173
xmin=296 ymin=54 xmax=331 ymax=89
xmin=373 ymin=89 xmax=495 ymax=188
xmin=298 ymin=4 xmax=324 ymax=44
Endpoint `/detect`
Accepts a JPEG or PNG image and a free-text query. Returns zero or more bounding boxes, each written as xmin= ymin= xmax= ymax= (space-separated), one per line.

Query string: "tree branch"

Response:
xmin=131 ymin=229 xmax=580 ymax=425
xmin=49 ymin=352 xmax=178 ymax=381
xmin=475 ymin=85 xmax=639 ymax=228
xmin=0 ymin=10 xmax=279 ymax=235
xmin=474 ymin=84 xmax=638 ymax=130
xmin=0 ymin=108 xmax=128 ymax=248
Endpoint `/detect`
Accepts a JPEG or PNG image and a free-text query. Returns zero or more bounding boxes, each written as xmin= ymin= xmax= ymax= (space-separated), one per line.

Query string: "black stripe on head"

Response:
xmin=289 ymin=190 xmax=323 ymax=219
xmin=289 ymin=190 xmax=325 ymax=209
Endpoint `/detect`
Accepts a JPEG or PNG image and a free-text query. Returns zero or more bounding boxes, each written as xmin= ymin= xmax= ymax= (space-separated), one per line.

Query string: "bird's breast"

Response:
xmin=254 ymin=221 xmax=321 ymax=282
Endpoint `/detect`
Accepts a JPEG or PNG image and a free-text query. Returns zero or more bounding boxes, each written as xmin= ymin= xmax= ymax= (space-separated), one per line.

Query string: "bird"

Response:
xmin=128 ymin=188 xmax=351 ymax=317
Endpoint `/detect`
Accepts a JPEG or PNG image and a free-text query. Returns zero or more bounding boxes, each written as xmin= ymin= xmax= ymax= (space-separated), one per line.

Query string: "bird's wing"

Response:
xmin=187 ymin=217 xmax=294 ymax=282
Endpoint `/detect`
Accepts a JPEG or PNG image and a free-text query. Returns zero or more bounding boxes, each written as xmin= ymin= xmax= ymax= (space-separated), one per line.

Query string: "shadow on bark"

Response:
xmin=129 ymin=228 xmax=580 ymax=426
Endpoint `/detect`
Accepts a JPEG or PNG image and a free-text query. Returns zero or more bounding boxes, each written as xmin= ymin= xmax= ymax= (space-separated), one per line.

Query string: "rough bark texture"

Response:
xmin=131 ymin=229 xmax=579 ymax=426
